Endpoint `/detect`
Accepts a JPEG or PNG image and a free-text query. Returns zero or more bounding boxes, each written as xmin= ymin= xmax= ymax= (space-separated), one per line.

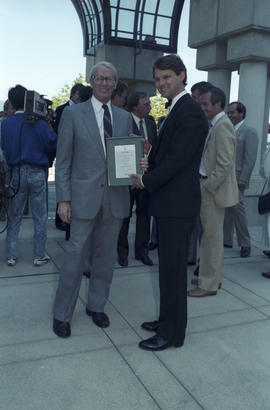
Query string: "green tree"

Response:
xmin=51 ymin=73 xmax=88 ymax=109
xmin=150 ymin=92 xmax=168 ymax=125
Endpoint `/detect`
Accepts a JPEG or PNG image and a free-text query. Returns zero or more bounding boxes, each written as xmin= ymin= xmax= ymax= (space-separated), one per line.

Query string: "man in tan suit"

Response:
xmin=188 ymin=87 xmax=239 ymax=297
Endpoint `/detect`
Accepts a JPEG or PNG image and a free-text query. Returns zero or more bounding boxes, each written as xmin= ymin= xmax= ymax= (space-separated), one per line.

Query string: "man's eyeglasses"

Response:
xmin=91 ymin=75 xmax=115 ymax=84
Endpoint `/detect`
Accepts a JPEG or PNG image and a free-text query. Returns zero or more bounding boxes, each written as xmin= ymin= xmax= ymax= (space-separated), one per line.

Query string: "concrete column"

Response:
xmin=262 ymin=74 xmax=270 ymax=160
xmin=238 ymin=61 xmax=268 ymax=176
xmin=207 ymin=69 xmax=232 ymax=108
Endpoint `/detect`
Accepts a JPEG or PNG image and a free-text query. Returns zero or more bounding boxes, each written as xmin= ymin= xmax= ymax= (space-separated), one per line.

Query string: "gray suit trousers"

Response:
xmin=223 ymin=187 xmax=250 ymax=247
xmin=54 ymin=188 xmax=122 ymax=322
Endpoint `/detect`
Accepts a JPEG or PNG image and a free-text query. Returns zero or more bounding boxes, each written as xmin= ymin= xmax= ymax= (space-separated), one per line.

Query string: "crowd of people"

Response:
xmin=0 ymin=53 xmax=268 ymax=350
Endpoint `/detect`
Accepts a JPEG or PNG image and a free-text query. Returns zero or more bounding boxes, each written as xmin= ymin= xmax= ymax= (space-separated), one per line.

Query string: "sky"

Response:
xmin=0 ymin=0 xmax=239 ymax=108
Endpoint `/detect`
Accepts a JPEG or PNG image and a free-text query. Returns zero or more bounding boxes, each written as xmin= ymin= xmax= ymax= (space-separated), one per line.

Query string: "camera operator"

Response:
xmin=1 ymin=84 xmax=57 ymax=267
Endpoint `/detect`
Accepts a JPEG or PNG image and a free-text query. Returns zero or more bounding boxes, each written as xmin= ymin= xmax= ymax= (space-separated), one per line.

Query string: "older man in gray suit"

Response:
xmin=53 ymin=61 xmax=135 ymax=338
xmin=223 ymin=102 xmax=258 ymax=257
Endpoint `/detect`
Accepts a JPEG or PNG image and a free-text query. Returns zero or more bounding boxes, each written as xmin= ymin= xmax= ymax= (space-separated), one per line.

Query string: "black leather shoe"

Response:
xmin=194 ymin=265 xmax=199 ymax=276
xmin=240 ymin=246 xmax=250 ymax=257
xmin=148 ymin=242 xmax=158 ymax=251
xmin=118 ymin=256 xmax=128 ymax=267
xmin=136 ymin=254 xmax=154 ymax=266
xmin=83 ymin=271 xmax=91 ymax=278
xmin=86 ymin=308 xmax=110 ymax=328
xmin=262 ymin=271 xmax=270 ymax=279
xmin=224 ymin=244 xmax=233 ymax=248
xmin=138 ymin=335 xmax=184 ymax=351
xmin=55 ymin=221 xmax=68 ymax=232
xmin=141 ymin=320 xmax=159 ymax=332
xmin=53 ymin=318 xmax=71 ymax=338
xmin=263 ymin=250 xmax=270 ymax=258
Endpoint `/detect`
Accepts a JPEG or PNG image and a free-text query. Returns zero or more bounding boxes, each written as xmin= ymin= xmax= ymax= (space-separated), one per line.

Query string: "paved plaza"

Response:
xmin=1 ymin=182 xmax=270 ymax=410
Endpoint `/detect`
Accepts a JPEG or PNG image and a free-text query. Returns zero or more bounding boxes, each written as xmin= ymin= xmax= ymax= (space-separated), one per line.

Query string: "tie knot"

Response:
xmin=165 ymin=99 xmax=172 ymax=109
xmin=102 ymin=104 xmax=108 ymax=110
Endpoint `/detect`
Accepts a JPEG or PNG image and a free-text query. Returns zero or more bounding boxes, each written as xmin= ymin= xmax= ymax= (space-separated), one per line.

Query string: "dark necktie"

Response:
xmin=102 ymin=104 xmax=112 ymax=139
xmin=165 ymin=99 xmax=172 ymax=109
xmin=139 ymin=119 xmax=145 ymax=138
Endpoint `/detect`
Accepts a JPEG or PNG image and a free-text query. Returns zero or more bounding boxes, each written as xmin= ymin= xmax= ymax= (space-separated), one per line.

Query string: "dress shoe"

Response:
xmin=240 ymin=246 xmax=250 ymax=257
xmin=191 ymin=278 xmax=222 ymax=289
xmin=118 ymin=256 xmax=128 ymax=267
xmin=136 ymin=254 xmax=153 ymax=266
xmin=53 ymin=318 xmax=71 ymax=338
xmin=141 ymin=320 xmax=160 ymax=332
xmin=86 ymin=308 xmax=110 ymax=328
xmin=55 ymin=221 xmax=68 ymax=232
xmin=263 ymin=250 xmax=270 ymax=258
xmin=194 ymin=265 xmax=199 ymax=276
xmin=224 ymin=244 xmax=233 ymax=248
xmin=187 ymin=261 xmax=196 ymax=266
xmin=187 ymin=287 xmax=217 ymax=297
xmin=139 ymin=335 xmax=184 ymax=351
xmin=148 ymin=242 xmax=158 ymax=251
xmin=83 ymin=271 xmax=91 ymax=278
xmin=262 ymin=271 xmax=270 ymax=279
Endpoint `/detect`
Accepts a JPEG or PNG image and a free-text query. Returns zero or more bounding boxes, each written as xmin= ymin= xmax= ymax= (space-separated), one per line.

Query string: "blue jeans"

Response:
xmin=7 ymin=165 xmax=47 ymax=260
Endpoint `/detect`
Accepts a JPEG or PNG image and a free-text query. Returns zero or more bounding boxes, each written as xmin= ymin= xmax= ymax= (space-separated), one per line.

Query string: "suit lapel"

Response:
xmin=82 ymin=100 xmax=106 ymax=161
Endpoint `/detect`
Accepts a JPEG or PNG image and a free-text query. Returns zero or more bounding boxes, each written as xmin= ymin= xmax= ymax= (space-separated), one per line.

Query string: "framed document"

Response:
xmin=106 ymin=136 xmax=143 ymax=186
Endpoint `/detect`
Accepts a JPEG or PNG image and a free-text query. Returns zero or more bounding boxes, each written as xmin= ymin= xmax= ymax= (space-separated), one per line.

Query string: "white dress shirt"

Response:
xmin=131 ymin=113 xmax=148 ymax=140
xmin=168 ymin=89 xmax=188 ymax=113
xmin=91 ymin=95 xmax=113 ymax=153
xmin=234 ymin=119 xmax=244 ymax=132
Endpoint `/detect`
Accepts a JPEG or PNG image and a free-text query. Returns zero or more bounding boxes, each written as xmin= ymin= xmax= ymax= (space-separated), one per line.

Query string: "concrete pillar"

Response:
xmin=238 ymin=61 xmax=268 ymax=176
xmin=262 ymin=74 xmax=270 ymax=160
xmin=207 ymin=69 xmax=232 ymax=108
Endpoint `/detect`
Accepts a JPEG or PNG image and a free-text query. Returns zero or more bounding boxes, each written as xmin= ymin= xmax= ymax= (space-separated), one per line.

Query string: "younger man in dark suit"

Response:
xmin=131 ymin=54 xmax=208 ymax=350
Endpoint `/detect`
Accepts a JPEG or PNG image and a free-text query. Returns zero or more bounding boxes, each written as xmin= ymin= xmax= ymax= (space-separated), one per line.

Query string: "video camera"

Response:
xmin=24 ymin=90 xmax=53 ymax=124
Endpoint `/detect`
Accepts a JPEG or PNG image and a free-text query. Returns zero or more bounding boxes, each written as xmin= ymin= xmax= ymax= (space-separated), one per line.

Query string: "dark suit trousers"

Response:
xmin=156 ymin=217 xmax=195 ymax=344
xmin=117 ymin=188 xmax=150 ymax=259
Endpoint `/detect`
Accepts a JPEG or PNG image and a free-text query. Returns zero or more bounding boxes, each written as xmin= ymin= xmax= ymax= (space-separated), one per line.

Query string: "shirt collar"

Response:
xmin=91 ymin=95 xmax=111 ymax=112
xmin=131 ymin=113 xmax=143 ymax=127
xmin=211 ymin=111 xmax=225 ymax=127
xmin=169 ymin=90 xmax=188 ymax=112
xmin=234 ymin=119 xmax=245 ymax=131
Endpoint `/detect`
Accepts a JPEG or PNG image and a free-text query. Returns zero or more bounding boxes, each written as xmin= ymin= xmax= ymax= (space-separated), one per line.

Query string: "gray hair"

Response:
xmin=89 ymin=61 xmax=118 ymax=82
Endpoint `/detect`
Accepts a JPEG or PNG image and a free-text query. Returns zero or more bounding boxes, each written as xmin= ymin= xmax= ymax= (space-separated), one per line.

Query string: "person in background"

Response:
xmin=188 ymin=87 xmax=239 ymax=297
xmin=223 ymin=101 xmax=258 ymax=257
xmin=117 ymin=91 xmax=157 ymax=267
xmin=53 ymin=83 xmax=85 ymax=232
xmin=111 ymin=80 xmax=128 ymax=109
xmin=1 ymin=84 xmax=57 ymax=266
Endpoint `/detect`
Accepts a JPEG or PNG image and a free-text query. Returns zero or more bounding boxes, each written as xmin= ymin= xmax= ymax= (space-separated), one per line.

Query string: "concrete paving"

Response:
xmin=1 ymin=182 xmax=270 ymax=410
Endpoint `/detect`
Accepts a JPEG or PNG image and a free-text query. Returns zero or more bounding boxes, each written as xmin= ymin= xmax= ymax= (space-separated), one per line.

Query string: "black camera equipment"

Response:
xmin=24 ymin=90 xmax=53 ymax=124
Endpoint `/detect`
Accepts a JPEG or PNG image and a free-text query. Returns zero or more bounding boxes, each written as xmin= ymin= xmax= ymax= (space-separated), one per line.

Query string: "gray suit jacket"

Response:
xmin=55 ymin=99 xmax=133 ymax=220
xmin=235 ymin=121 xmax=258 ymax=188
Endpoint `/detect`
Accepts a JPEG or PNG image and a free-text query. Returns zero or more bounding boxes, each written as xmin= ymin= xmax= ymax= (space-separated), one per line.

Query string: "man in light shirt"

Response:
xmin=53 ymin=61 xmax=134 ymax=338
xmin=188 ymin=87 xmax=239 ymax=297
xmin=223 ymin=101 xmax=258 ymax=257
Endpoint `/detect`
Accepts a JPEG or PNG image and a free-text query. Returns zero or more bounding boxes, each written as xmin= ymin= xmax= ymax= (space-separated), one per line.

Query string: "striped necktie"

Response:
xmin=102 ymin=104 xmax=112 ymax=139
xmin=139 ymin=119 xmax=145 ymax=138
